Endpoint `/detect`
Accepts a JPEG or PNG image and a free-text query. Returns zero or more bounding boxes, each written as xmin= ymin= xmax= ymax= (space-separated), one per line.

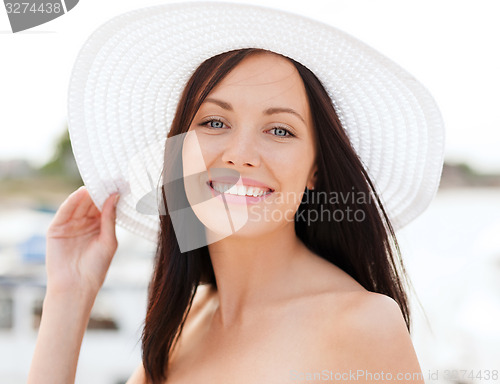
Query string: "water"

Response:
xmin=398 ymin=188 xmax=500 ymax=380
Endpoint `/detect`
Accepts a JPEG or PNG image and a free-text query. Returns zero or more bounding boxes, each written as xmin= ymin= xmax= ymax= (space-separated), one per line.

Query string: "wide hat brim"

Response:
xmin=68 ymin=1 xmax=445 ymax=242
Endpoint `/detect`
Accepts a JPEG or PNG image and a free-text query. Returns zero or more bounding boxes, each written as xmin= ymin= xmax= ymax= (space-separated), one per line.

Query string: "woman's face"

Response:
xmin=182 ymin=52 xmax=317 ymax=240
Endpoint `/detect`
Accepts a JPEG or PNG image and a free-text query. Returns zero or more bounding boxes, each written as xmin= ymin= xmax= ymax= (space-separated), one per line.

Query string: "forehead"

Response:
xmin=206 ymin=52 xmax=310 ymax=115
xmin=221 ymin=52 xmax=298 ymax=86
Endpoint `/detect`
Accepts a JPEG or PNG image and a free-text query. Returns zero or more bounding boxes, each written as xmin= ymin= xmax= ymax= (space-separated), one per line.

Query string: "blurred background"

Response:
xmin=1 ymin=0 xmax=499 ymax=383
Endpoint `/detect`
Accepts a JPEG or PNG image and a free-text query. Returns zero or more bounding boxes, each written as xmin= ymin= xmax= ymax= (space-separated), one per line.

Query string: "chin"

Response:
xmin=194 ymin=202 xmax=296 ymax=242
xmin=230 ymin=219 xmax=292 ymax=240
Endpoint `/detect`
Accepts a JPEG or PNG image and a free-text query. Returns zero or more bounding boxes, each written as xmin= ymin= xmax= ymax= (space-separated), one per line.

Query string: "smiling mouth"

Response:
xmin=207 ymin=180 xmax=274 ymax=198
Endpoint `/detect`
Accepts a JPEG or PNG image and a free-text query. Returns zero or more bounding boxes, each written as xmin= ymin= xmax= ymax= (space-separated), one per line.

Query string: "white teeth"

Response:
xmin=226 ymin=185 xmax=239 ymax=195
xmin=211 ymin=181 xmax=270 ymax=197
xmin=237 ymin=185 xmax=246 ymax=196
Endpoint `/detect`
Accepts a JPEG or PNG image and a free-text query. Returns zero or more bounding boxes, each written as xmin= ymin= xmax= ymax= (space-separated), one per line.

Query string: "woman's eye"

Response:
xmin=209 ymin=120 xmax=224 ymax=129
xmin=201 ymin=119 xmax=226 ymax=129
xmin=200 ymin=119 xmax=294 ymax=138
xmin=270 ymin=127 xmax=294 ymax=138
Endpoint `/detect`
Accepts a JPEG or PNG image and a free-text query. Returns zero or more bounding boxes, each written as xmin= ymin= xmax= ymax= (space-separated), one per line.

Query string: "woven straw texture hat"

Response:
xmin=68 ymin=1 xmax=445 ymax=241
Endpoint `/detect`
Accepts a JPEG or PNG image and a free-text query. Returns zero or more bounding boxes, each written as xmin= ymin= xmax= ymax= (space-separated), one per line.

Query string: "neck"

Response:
xmin=206 ymin=221 xmax=309 ymax=328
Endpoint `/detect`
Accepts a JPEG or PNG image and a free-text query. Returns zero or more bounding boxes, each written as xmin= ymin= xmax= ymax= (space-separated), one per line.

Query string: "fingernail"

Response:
xmin=114 ymin=194 xmax=120 ymax=207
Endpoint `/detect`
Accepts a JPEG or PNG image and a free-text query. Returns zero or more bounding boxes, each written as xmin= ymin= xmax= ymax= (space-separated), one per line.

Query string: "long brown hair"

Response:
xmin=141 ymin=48 xmax=412 ymax=383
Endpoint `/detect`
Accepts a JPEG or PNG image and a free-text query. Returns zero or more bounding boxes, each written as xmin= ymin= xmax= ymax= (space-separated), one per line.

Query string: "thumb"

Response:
xmin=100 ymin=193 xmax=119 ymax=250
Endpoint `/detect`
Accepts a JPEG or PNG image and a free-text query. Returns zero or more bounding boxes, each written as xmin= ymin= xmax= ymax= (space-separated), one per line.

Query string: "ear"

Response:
xmin=307 ymin=165 xmax=318 ymax=190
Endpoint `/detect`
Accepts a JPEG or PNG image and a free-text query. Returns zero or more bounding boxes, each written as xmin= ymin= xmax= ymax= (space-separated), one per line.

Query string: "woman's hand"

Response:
xmin=27 ymin=187 xmax=120 ymax=384
xmin=45 ymin=186 xmax=119 ymax=298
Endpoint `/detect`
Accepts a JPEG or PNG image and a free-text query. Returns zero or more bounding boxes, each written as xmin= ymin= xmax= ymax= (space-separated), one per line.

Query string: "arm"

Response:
xmin=27 ymin=289 xmax=95 ymax=383
xmin=27 ymin=187 xmax=119 ymax=384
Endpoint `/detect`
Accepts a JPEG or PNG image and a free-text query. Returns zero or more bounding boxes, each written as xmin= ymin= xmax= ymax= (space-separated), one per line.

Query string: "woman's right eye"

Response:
xmin=200 ymin=118 xmax=227 ymax=129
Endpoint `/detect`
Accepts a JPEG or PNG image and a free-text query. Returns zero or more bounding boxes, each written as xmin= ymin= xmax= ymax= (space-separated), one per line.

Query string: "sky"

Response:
xmin=1 ymin=0 xmax=499 ymax=172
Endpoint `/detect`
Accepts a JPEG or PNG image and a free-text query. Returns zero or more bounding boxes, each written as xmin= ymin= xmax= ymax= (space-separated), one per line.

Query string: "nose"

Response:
xmin=221 ymin=126 xmax=261 ymax=168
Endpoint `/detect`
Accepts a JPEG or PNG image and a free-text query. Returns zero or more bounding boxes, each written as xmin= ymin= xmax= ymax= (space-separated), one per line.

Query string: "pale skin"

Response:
xmin=27 ymin=187 xmax=119 ymax=383
xmin=28 ymin=52 xmax=424 ymax=383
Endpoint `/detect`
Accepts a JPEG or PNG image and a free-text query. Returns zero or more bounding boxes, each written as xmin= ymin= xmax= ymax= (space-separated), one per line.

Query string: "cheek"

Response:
xmin=182 ymin=131 xmax=207 ymax=177
xmin=191 ymin=133 xmax=224 ymax=166
xmin=271 ymin=146 xmax=312 ymax=186
xmin=261 ymin=150 xmax=311 ymax=211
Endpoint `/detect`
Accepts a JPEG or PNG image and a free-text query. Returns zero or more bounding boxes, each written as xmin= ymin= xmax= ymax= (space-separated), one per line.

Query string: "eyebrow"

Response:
xmin=203 ymin=97 xmax=306 ymax=124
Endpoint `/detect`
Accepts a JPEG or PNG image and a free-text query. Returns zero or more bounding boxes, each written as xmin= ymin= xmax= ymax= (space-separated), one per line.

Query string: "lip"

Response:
xmin=208 ymin=176 xmax=274 ymax=191
xmin=206 ymin=180 xmax=274 ymax=205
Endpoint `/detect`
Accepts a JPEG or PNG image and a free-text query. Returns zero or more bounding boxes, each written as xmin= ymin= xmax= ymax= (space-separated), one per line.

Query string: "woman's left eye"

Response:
xmin=269 ymin=127 xmax=294 ymax=138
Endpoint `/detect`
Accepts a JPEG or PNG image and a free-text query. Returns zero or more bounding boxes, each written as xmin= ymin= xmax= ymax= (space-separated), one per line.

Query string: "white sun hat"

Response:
xmin=67 ymin=1 xmax=445 ymax=242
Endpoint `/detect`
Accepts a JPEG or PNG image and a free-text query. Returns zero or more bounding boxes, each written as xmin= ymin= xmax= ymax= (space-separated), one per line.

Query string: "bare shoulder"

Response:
xmin=340 ymin=290 xmax=406 ymax=328
xmin=321 ymin=290 xmax=424 ymax=381
xmin=125 ymin=284 xmax=216 ymax=384
xmin=125 ymin=361 xmax=146 ymax=384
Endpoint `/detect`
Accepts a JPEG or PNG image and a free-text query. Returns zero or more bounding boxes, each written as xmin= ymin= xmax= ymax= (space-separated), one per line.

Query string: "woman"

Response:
xmin=28 ymin=3 xmax=444 ymax=384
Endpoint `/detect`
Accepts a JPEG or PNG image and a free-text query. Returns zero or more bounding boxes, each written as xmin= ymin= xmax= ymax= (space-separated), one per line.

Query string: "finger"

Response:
xmin=50 ymin=186 xmax=87 ymax=226
xmin=99 ymin=193 xmax=119 ymax=249
xmin=72 ymin=188 xmax=98 ymax=219
xmin=87 ymin=201 xmax=101 ymax=218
